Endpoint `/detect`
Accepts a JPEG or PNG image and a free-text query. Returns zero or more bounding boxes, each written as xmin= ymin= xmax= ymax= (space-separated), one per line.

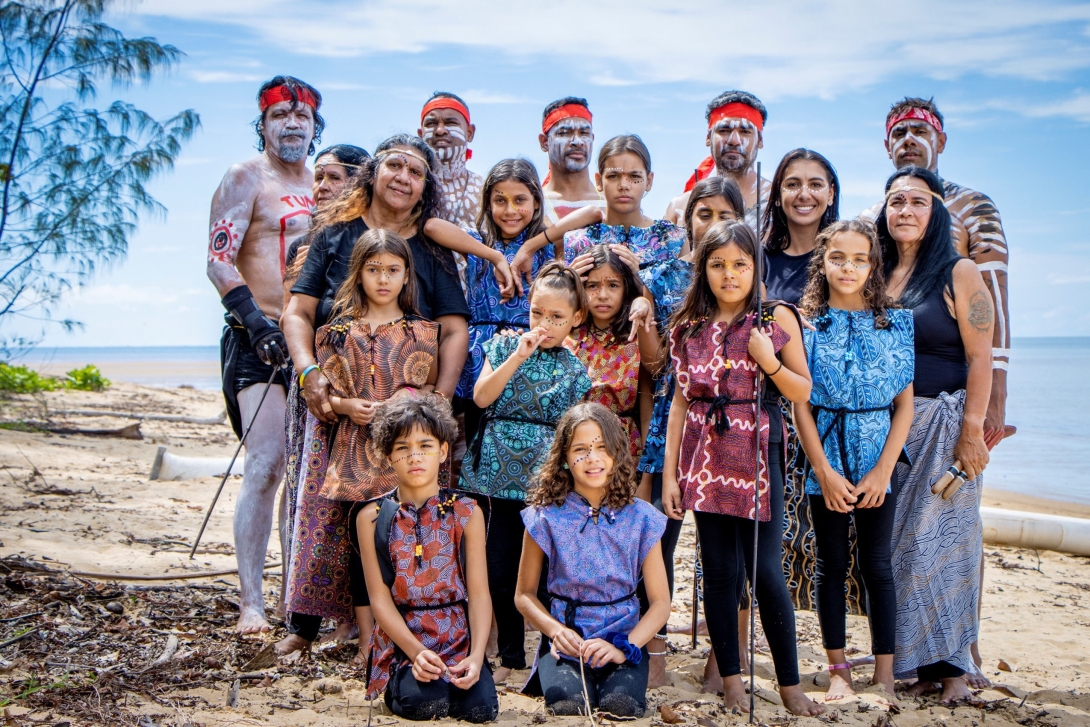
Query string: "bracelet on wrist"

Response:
xmin=299 ymin=364 xmax=320 ymax=387
xmin=542 ymin=227 xmax=553 ymax=245
xmin=764 ymin=360 xmax=783 ymax=377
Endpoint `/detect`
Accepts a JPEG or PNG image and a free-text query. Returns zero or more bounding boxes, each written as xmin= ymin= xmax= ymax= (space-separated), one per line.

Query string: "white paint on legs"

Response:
xmin=234 ymin=381 xmax=287 ymax=633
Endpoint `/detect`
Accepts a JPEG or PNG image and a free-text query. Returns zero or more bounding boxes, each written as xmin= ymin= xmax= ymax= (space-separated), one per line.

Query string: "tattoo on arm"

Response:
xmin=208 ymin=218 xmax=241 ymax=264
xmin=968 ymin=290 xmax=993 ymax=333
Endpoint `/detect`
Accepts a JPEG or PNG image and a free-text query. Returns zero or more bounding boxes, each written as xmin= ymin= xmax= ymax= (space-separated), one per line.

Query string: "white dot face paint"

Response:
xmin=888 ymin=121 xmax=937 ymax=171
xmin=710 ymin=118 xmax=758 ymax=174
xmin=548 ymin=118 xmax=593 ymax=173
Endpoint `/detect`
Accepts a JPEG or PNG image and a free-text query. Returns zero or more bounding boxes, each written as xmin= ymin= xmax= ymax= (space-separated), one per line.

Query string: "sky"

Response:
xmin=10 ymin=0 xmax=1090 ymax=347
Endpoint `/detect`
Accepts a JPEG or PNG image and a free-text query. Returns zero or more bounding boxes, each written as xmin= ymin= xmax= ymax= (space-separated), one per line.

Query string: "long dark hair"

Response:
xmin=330 ymin=228 xmax=419 ymax=320
xmin=582 ymin=244 xmax=642 ymax=341
xmin=475 ymin=158 xmax=546 ymax=256
xmin=669 ymin=220 xmax=761 ymax=342
xmin=316 ymin=134 xmax=441 ymax=236
xmin=875 ymin=166 xmax=957 ymax=308
xmin=528 ymin=402 xmax=636 ymax=511
xmin=683 ymin=176 xmax=745 ymax=247
xmin=314 ymin=144 xmax=370 ymax=171
xmin=762 ymin=148 xmax=840 ymax=254
xmin=798 ymin=219 xmax=894 ymax=329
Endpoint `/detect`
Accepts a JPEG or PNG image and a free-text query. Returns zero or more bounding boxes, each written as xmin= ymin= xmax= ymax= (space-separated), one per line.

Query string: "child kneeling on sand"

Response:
xmin=358 ymin=394 xmax=498 ymax=723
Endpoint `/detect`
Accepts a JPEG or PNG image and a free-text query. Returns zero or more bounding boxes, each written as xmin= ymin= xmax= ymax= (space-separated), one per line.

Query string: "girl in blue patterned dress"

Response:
xmin=794 ymin=220 xmax=914 ymax=702
xmin=516 ymin=403 xmax=669 ymax=718
xmin=459 ymin=262 xmax=592 ymax=681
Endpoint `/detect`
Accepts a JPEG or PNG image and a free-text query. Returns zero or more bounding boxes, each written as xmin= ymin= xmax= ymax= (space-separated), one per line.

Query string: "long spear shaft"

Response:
xmin=189 ymin=365 xmax=280 ymax=558
xmin=749 ymin=162 xmax=763 ymax=724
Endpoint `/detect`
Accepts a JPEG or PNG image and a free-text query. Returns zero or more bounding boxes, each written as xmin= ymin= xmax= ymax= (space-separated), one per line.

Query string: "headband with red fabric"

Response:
xmin=885 ymin=107 xmax=943 ymax=137
xmin=542 ymin=104 xmax=593 ymax=135
xmin=259 ymin=85 xmax=318 ymax=112
xmin=683 ymin=102 xmax=764 ymax=192
xmin=420 ymin=97 xmax=473 ymax=160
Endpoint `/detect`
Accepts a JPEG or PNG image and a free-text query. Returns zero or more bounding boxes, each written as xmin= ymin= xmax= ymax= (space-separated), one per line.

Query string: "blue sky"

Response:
xmin=14 ymin=0 xmax=1090 ymax=346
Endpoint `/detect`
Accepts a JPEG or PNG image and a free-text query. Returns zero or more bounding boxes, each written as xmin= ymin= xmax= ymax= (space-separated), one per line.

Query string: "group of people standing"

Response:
xmin=205 ymin=76 xmax=1012 ymax=721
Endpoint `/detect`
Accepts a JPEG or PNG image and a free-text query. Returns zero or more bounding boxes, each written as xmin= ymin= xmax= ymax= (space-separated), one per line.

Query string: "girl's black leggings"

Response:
xmin=808 ymin=476 xmax=897 ymax=655
xmin=693 ymin=441 xmax=800 ymax=686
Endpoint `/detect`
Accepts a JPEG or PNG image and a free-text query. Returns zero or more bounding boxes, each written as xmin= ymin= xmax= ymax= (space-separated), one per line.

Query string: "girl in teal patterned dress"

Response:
xmin=459 ymin=262 xmax=592 ymax=681
xmin=794 ymin=220 xmax=914 ymax=702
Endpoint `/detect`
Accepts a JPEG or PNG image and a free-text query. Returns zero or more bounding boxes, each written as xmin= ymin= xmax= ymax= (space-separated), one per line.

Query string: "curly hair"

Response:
xmin=370 ymin=392 xmax=458 ymax=460
xmin=798 ymin=219 xmax=895 ymax=329
xmin=527 ymin=403 xmax=636 ymax=511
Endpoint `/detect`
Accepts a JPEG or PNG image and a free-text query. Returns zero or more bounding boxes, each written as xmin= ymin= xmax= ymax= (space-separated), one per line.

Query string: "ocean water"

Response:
xmin=8 ymin=338 xmax=1089 ymax=504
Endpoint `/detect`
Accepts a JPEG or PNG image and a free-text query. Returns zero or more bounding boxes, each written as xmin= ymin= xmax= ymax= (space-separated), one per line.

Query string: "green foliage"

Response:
xmin=0 ymin=0 xmax=200 ymax=349
xmin=0 ymin=360 xmax=58 ymax=391
xmin=64 ymin=362 xmax=108 ymax=390
xmin=0 ymin=674 xmax=71 ymax=708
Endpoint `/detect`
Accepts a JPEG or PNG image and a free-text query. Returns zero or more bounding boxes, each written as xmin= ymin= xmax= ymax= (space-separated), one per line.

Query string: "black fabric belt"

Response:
xmin=547 ymin=590 xmax=637 ymax=632
xmin=810 ymin=403 xmax=892 ymax=485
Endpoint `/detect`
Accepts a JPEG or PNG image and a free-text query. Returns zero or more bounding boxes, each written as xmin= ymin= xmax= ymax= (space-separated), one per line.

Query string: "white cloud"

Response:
xmin=458 ymin=90 xmax=532 ymax=105
xmin=1024 ymin=90 xmax=1090 ymax=122
xmin=190 ymin=70 xmax=266 ymax=84
xmin=132 ymin=0 xmax=1090 ymax=99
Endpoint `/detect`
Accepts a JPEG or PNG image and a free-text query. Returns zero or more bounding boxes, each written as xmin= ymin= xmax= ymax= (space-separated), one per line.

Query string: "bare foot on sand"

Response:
xmin=702 ymin=656 xmax=721 ymax=694
xmin=274 ymin=634 xmax=311 ymax=657
xmin=350 ymin=646 xmax=369 ymax=667
xmin=317 ymin=622 xmax=358 ymax=645
xmin=667 ymin=618 xmax=710 ymax=636
xmin=721 ymin=676 xmax=750 ymax=713
xmin=825 ymin=668 xmax=856 ymax=702
xmin=965 ymin=665 xmax=991 ymax=689
xmin=939 ymin=676 xmax=974 ymax=704
xmin=236 ymin=606 xmax=271 ymax=634
xmin=904 ymin=680 xmax=940 ymax=698
xmin=493 ymin=666 xmax=512 ymax=685
xmin=781 ymin=684 xmax=826 ymax=716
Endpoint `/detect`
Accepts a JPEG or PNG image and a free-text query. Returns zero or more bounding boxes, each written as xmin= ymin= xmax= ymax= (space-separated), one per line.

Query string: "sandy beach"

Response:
xmin=2 ymin=382 xmax=1089 ymax=726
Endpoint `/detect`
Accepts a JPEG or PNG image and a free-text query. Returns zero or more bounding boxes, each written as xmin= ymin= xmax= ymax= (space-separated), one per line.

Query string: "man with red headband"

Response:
xmin=418 ymin=91 xmax=484 ymax=231
xmin=863 ymin=97 xmax=1011 ymax=440
xmin=537 ymin=96 xmax=604 ymax=225
xmin=664 ymin=90 xmax=772 ymax=233
xmin=206 ymin=75 xmax=322 ymax=634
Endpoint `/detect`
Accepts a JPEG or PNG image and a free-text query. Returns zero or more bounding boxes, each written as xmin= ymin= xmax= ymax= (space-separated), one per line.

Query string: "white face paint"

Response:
xmin=548 ymin=118 xmax=593 ymax=173
xmin=262 ymin=100 xmax=314 ymax=164
xmin=710 ymin=118 xmax=758 ymax=174
xmin=888 ymin=121 xmax=937 ymax=171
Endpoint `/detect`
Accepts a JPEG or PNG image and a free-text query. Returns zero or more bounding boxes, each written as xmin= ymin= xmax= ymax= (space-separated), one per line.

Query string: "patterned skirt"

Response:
xmin=284 ymin=413 xmax=355 ymax=624
xmin=891 ymin=392 xmax=981 ymax=678
xmin=284 ymin=375 xmax=309 ymax=535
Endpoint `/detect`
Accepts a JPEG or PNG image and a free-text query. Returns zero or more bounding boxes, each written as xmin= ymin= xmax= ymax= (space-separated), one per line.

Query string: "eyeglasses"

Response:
xmin=781 ymin=181 xmax=830 ymax=196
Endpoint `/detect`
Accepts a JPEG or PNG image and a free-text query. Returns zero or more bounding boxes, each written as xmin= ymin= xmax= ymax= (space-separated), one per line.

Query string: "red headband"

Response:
xmin=259 ymin=85 xmax=318 ymax=112
xmin=542 ymin=104 xmax=593 ymax=134
xmin=708 ymin=102 xmax=764 ymax=131
xmin=421 ymin=97 xmax=471 ymax=125
xmin=886 ymin=107 xmax=943 ymax=137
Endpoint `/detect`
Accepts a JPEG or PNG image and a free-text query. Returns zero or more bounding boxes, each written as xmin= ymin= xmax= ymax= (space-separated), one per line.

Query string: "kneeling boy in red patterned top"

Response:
xmin=358 ymin=394 xmax=498 ymax=723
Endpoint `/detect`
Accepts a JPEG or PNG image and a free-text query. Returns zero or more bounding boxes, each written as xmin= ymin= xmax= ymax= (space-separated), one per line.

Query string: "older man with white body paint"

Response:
xmin=861 ymin=97 xmax=1011 ymax=441
xmin=207 ymin=75 xmax=321 ymax=634
xmin=665 ymin=90 xmax=772 ymax=233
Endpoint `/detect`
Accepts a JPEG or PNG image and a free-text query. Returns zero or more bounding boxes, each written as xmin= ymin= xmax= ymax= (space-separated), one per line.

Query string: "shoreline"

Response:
xmin=982 ymin=487 xmax=1090 ymax=519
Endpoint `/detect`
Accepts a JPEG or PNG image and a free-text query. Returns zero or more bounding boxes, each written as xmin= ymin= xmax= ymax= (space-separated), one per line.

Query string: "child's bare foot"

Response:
xmin=964 ymin=664 xmax=991 ymax=689
xmin=825 ymin=668 xmax=856 ymax=702
xmin=350 ymin=646 xmax=368 ymax=667
xmin=648 ymin=638 xmax=667 ymax=688
xmin=493 ymin=666 xmax=512 ymax=685
xmin=317 ymin=622 xmax=358 ymax=645
xmin=939 ymin=676 xmax=973 ymax=704
xmin=872 ymin=676 xmax=897 ymax=702
xmin=904 ymin=680 xmax=939 ymax=698
xmin=701 ymin=657 xmax=721 ymax=694
xmin=780 ymin=685 xmax=826 ymax=716
xmin=721 ymin=676 xmax=749 ymax=713
xmin=274 ymin=634 xmax=311 ymax=657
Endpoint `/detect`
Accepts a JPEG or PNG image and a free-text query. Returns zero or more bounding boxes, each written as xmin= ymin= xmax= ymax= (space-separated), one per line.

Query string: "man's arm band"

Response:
xmin=221 ymin=285 xmax=277 ymax=335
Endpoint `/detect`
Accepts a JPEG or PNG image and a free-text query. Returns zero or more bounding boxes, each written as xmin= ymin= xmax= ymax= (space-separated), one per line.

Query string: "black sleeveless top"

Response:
xmin=763 ymin=249 xmax=814 ymax=306
xmin=910 ymin=280 xmax=968 ymax=398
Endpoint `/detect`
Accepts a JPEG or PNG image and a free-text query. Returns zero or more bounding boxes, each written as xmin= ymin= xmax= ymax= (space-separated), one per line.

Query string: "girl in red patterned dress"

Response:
xmin=358 ymin=394 xmax=497 ymax=723
xmin=279 ymin=229 xmax=439 ymax=664
xmin=566 ymin=244 xmax=655 ymax=461
xmin=661 ymin=221 xmax=824 ymax=717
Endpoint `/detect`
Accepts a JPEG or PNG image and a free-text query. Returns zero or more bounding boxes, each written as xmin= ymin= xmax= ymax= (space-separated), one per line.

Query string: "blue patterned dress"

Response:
xmin=523 ymin=494 xmax=666 ymax=642
xmin=803 ymin=308 xmax=915 ymax=494
xmin=456 ymin=230 xmax=555 ymax=400
xmin=637 ymin=256 xmax=693 ymax=473
xmin=459 ymin=335 xmax=592 ymax=501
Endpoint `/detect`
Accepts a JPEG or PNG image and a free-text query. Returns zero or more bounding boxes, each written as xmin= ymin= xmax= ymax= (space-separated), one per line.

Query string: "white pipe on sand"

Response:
xmin=148 ymin=446 xmax=244 ymax=481
xmin=982 ymin=506 xmax=1090 ymax=556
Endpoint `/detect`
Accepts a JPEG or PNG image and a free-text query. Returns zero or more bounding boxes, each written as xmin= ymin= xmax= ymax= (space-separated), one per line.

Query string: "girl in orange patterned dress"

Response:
xmin=280 ymin=229 xmax=439 ymax=664
xmin=566 ymin=244 xmax=655 ymax=461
